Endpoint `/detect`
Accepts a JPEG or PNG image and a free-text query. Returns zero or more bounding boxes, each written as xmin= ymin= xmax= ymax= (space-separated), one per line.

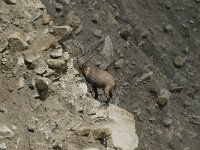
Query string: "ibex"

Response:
xmin=77 ymin=48 xmax=116 ymax=106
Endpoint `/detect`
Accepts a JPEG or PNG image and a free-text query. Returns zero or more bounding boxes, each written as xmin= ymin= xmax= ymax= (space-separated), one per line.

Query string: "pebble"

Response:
xmin=195 ymin=0 xmax=200 ymax=3
xmin=0 ymin=143 xmax=6 ymax=150
xmin=74 ymin=24 xmax=83 ymax=35
xmin=16 ymin=77 xmax=24 ymax=90
xmin=119 ymin=29 xmax=131 ymax=40
xmin=27 ymin=124 xmax=35 ymax=132
xmin=50 ymin=49 xmax=63 ymax=58
xmin=163 ymin=24 xmax=173 ymax=33
xmin=92 ymin=14 xmax=99 ymax=23
xmin=173 ymin=56 xmax=187 ymax=68
xmin=157 ymin=88 xmax=171 ymax=106
xmin=163 ymin=118 xmax=173 ymax=127
xmin=94 ymin=29 xmax=103 ymax=38
xmin=114 ymin=59 xmax=125 ymax=69
xmin=4 ymin=0 xmax=16 ymax=4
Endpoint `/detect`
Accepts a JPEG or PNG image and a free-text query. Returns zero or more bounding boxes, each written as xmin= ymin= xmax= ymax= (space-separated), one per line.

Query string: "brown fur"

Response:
xmin=77 ymin=49 xmax=116 ymax=105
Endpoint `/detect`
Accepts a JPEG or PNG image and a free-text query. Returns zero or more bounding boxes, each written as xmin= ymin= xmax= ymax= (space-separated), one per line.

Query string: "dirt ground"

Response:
xmin=41 ymin=0 xmax=200 ymax=149
xmin=1 ymin=0 xmax=200 ymax=149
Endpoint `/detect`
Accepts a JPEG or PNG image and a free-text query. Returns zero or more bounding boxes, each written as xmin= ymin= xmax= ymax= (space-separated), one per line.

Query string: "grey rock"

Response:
xmin=0 ymin=124 xmax=14 ymax=140
xmin=35 ymin=77 xmax=51 ymax=91
xmin=0 ymin=39 xmax=8 ymax=53
xmin=92 ymin=14 xmax=99 ymax=23
xmin=114 ymin=59 xmax=124 ymax=69
xmin=195 ymin=0 xmax=200 ymax=3
xmin=47 ymin=59 xmax=66 ymax=70
xmin=8 ymin=32 xmax=28 ymax=52
xmin=163 ymin=24 xmax=173 ymax=33
xmin=94 ymin=29 xmax=103 ymax=38
xmin=173 ymin=56 xmax=187 ymax=68
xmin=165 ymin=1 xmax=171 ymax=9
xmin=101 ymin=36 xmax=114 ymax=66
xmin=50 ymin=49 xmax=63 ymax=58
xmin=35 ymin=77 xmax=51 ymax=99
xmin=0 ymin=143 xmax=6 ymax=150
xmin=163 ymin=118 xmax=173 ymax=127
xmin=27 ymin=124 xmax=35 ymax=132
xmin=4 ymin=0 xmax=16 ymax=4
xmin=119 ymin=29 xmax=131 ymax=40
xmin=157 ymin=88 xmax=171 ymax=106
xmin=34 ymin=67 xmax=47 ymax=75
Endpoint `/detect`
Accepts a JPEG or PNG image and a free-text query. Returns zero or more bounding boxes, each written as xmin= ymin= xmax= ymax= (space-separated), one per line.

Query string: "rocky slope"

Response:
xmin=0 ymin=0 xmax=138 ymax=150
xmin=1 ymin=0 xmax=200 ymax=150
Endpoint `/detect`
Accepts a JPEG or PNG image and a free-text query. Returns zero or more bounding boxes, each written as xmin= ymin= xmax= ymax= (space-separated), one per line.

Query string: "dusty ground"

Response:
xmin=41 ymin=0 xmax=200 ymax=149
xmin=1 ymin=0 xmax=200 ymax=150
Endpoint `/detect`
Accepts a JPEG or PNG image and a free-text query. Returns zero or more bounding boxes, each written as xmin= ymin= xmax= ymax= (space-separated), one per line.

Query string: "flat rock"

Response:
xmin=34 ymin=67 xmax=47 ymax=75
xmin=46 ymin=58 xmax=66 ymax=70
xmin=52 ymin=25 xmax=73 ymax=37
xmin=4 ymin=0 xmax=16 ymax=4
xmin=0 ymin=39 xmax=8 ymax=53
xmin=8 ymin=32 xmax=28 ymax=52
xmin=0 ymin=124 xmax=14 ymax=140
xmin=75 ymin=127 xmax=91 ymax=136
xmin=106 ymin=105 xmax=139 ymax=150
xmin=50 ymin=48 xmax=63 ymax=58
